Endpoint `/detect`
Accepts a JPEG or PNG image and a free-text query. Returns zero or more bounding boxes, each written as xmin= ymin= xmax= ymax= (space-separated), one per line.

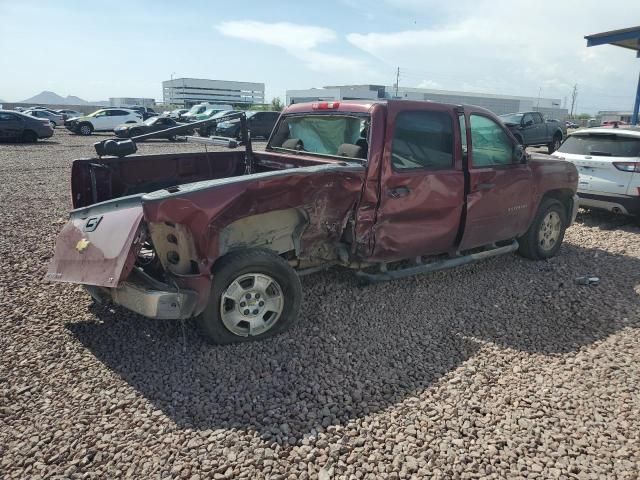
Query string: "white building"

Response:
xmin=109 ymin=97 xmax=156 ymax=108
xmin=597 ymin=111 xmax=633 ymax=123
xmin=286 ymin=84 xmax=568 ymax=120
xmin=162 ymin=78 xmax=265 ymax=107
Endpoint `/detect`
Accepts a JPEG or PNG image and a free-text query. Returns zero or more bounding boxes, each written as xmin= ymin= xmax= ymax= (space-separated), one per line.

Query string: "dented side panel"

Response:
xmin=140 ymin=165 xmax=365 ymax=283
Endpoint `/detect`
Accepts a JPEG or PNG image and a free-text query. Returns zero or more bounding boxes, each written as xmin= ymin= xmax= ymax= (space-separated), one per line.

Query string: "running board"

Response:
xmin=355 ymin=240 xmax=519 ymax=283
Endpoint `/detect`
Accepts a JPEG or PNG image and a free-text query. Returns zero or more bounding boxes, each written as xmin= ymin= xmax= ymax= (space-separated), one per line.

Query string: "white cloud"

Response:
xmin=216 ymin=20 xmax=367 ymax=74
xmin=345 ymin=1 xmax=639 ymax=112
xmin=217 ymin=21 xmax=336 ymax=52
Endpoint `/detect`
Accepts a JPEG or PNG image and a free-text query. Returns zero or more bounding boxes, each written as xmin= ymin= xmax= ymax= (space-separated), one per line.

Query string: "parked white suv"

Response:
xmin=552 ymin=128 xmax=640 ymax=216
xmin=65 ymin=108 xmax=142 ymax=135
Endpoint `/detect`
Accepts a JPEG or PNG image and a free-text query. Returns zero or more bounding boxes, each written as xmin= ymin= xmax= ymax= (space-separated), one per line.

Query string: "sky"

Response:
xmin=0 ymin=0 xmax=638 ymax=114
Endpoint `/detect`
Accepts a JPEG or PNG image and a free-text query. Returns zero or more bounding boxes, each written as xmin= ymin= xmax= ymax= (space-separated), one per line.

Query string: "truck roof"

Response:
xmin=284 ymin=99 xmax=496 ymax=116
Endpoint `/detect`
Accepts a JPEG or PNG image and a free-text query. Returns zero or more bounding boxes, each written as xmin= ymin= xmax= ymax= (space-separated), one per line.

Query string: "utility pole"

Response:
xmin=536 ymin=87 xmax=541 ymax=110
xmin=395 ymin=67 xmax=400 ymax=98
xmin=569 ymin=84 xmax=578 ymax=118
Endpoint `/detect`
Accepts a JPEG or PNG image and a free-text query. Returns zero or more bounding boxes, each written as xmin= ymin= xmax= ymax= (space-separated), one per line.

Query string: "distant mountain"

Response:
xmin=19 ymin=90 xmax=107 ymax=106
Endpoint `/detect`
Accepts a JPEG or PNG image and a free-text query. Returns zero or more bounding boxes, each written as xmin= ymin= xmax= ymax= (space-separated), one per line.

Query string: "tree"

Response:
xmin=270 ymin=97 xmax=284 ymax=112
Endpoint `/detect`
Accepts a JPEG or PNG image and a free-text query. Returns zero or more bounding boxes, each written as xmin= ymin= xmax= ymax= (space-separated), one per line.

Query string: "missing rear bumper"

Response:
xmin=85 ymin=278 xmax=198 ymax=320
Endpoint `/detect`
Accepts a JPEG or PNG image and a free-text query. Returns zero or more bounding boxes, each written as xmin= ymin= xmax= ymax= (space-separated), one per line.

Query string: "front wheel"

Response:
xmin=78 ymin=123 xmax=93 ymax=136
xmin=199 ymin=249 xmax=302 ymax=344
xmin=517 ymin=198 xmax=567 ymax=260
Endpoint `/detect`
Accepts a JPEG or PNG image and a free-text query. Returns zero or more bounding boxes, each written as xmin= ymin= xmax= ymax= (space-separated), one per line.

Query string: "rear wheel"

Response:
xmin=78 ymin=123 xmax=93 ymax=136
xmin=21 ymin=130 xmax=37 ymax=143
xmin=199 ymin=249 xmax=302 ymax=344
xmin=50 ymin=121 xmax=57 ymax=128
xmin=548 ymin=134 xmax=562 ymax=154
xmin=518 ymin=198 xmax=567 ymax=260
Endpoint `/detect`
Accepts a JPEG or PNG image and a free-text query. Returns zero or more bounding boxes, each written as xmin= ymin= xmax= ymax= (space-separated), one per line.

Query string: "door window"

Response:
xmin=469 ymin=115 xmax=514 ymax=167
xmin=522 ymin=113 xmax=534 ymax=126
xmin=533 ymin=113 xmax=543 ymax=124
xmin=391 ymin=111 xmax=454 ymax=171
xmin=0 ymin=113 xmax=16 ymax=121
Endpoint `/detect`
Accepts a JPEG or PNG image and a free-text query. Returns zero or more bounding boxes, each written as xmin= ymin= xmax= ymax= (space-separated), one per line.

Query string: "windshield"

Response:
xmin=187 ymin=105 xmax=205 ymax=115
xmin=500 ymin=113 xmax=523 ymax=124
xmin=143 ymin=117 xmax=158 ymax=126
xmin=245 ymin=111 xmax=257 ymax=118
xmin=87 ymin=110 xmax=104 ymax=117
xmin=557 ymin=134 xmax=640 ymax=157
xmin=270 ymin=114 xmax=368 ymax=159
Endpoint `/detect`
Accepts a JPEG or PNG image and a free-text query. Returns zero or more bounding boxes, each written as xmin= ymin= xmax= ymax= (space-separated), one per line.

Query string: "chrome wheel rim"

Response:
xmin=538 ymin=211 xmax=562 ymax=251
xmin=220 ymin=273 xmax=284 ymax=337
xmin=554 ymin=138 xmax=561 ymax=150
xmin=80 ymin=125 xmax=90 ymax=135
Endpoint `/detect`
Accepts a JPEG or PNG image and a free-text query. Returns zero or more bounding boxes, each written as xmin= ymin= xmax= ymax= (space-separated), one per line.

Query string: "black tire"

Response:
xmin=21 ymin=130 xmax=38 ymax=143
xmin=517 ymin=198 xmax=567 ymax=260
xmin=78 ymin=123 xmax=93 ymax=136
xmin=199 ymin=249 xmax=302 ymax=344
xmin=548 ymin=133 xmax=562 ymax=154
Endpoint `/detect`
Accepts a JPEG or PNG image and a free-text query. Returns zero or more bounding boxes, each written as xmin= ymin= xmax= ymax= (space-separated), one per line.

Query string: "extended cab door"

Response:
xmin=459 ymin=111 xmax=533 ymax=250
xmin=532 ymin=112 xmax=546 ymax=144
xmin=371 ymin=103 xmax=465 ymax=261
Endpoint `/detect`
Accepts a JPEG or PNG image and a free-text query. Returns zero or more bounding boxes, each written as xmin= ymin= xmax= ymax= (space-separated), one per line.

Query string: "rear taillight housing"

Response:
xmin=612 ymin=162 xmax=640 ymax=172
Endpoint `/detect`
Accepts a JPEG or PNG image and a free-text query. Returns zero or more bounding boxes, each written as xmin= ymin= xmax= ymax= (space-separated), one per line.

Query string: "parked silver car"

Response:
xmin=24 ymin=109 xmax=64 ymax=128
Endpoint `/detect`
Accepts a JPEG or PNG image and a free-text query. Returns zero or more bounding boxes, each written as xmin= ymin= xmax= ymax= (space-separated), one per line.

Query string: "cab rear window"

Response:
xmin=270 ymin=115 xmax=368 ymax=159
xmin=558 ymin=134 xmax=640 ymax=157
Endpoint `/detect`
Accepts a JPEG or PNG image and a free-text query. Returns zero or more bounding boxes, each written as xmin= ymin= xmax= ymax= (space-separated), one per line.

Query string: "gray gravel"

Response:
xmin=1 ymin=130 xmax=639 ymax=479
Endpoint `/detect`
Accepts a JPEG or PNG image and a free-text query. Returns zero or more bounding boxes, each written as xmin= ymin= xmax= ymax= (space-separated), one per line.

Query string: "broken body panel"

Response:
xmin=47 ymin=100 xmax=578 ymax=321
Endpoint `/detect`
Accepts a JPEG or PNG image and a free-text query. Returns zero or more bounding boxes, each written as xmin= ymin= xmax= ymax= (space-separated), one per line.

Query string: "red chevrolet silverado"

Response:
xmin=46 ymin=100 xmax=579 ymax=344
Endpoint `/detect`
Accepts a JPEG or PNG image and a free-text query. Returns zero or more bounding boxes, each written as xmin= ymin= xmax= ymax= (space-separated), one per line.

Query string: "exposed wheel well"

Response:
xmin=542 ymin=189 xmax=573 ymax=219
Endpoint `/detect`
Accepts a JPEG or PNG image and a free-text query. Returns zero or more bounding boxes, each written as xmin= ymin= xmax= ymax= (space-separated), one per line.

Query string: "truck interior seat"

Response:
xmin=337 ymin=143 xmax=364 ymax=159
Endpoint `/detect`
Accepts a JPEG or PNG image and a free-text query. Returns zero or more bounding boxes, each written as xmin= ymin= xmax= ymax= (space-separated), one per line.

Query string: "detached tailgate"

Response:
xmin=45 ymin=197 xmax=144 ymax=287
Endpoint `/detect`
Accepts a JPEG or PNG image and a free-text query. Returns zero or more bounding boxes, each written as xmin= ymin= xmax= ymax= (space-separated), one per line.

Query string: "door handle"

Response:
xmin=476 ymin=182 xmax=495 ymax=191
xmin=388 ymin=186 xmax=411 ymax=198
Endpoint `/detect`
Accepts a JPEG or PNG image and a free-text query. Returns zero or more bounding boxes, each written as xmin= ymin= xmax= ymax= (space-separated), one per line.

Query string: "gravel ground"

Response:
xmin=1 ymin=129 xmax=639 ymax=479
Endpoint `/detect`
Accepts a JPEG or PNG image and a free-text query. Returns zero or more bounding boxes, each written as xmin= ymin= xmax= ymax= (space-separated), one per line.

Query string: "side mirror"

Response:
xmin=513 ymin=144 xmax=526 ymax=163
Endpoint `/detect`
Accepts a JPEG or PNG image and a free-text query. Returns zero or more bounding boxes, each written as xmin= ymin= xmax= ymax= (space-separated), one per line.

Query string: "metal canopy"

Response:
xmin=585 ymin=26 xmax=640 ymax=124
xmin=585 ymin=26 xmax=640 ymax=54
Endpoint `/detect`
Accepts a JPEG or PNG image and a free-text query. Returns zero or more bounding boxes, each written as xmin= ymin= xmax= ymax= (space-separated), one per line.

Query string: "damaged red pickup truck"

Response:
xmin=46 ymin=100 xmax=579 ymax=344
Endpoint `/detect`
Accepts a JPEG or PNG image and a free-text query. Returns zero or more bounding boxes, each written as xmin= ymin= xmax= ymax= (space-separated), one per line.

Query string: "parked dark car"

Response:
xmin=195 ymin=110 xmax=240 ymax=137
xmin=499 ymin=111 xmax=566 ymax=153
xmin=215 ymin=110 xmax=280 ymax=139
xmin=128 ymin=106 xmax=158 ymax=120
xmin=114 ymin=116 xmax=180 ymax=140
xmin=0 ymin=109 xmax=54 ymax=142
